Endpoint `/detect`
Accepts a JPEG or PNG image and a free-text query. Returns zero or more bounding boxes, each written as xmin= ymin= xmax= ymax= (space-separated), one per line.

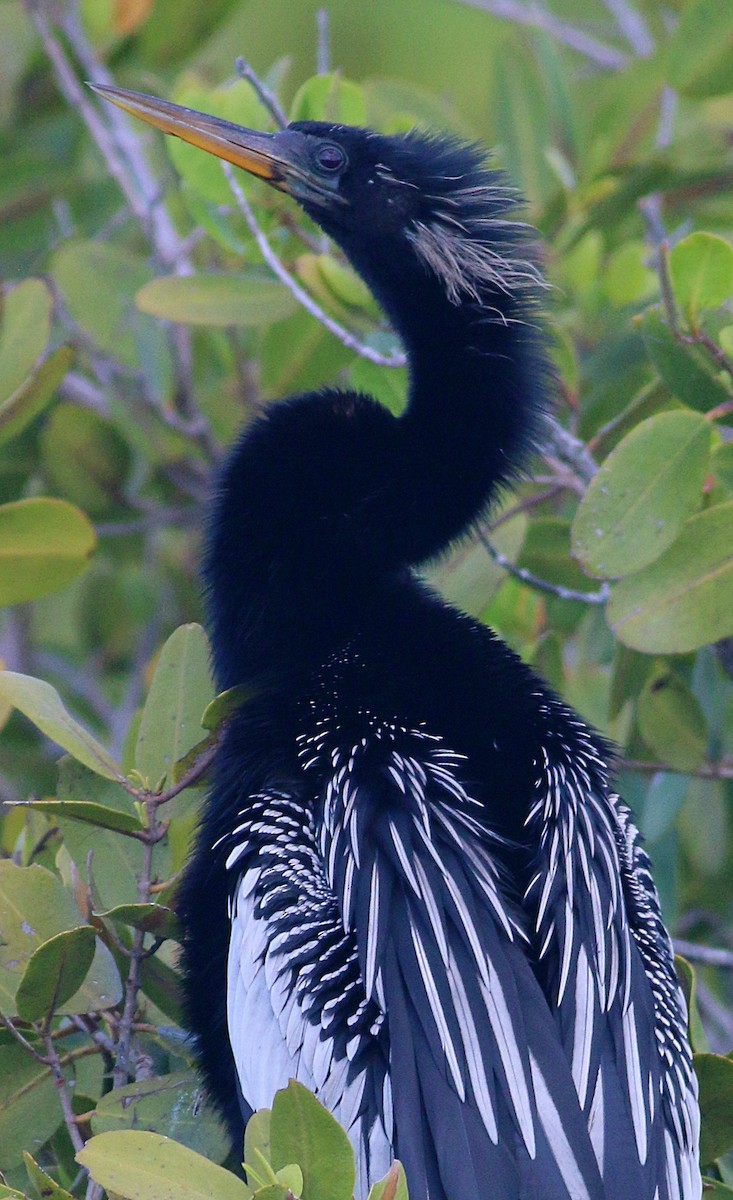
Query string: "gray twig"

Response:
xmin=317 ymin=9 xmax=330 ymax=75
xmin=674 ymin=940 xmax=733 ymax=970
xmin=236 ymin=56 xmax=288 ymax=130
xmin=221 ymin=160 xmax=406 ymax=367
xmin=600 ymin=0 xmax=654 ymax=57
xmin=477 ymin=530 xmax=610 ymax=604
xmin=456 ymin=0 xmax=629 ymax=70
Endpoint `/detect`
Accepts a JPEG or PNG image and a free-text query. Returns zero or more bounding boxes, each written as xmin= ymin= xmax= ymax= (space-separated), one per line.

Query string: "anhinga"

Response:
xmin=95 ymin=84 xmax=700 ymax=1200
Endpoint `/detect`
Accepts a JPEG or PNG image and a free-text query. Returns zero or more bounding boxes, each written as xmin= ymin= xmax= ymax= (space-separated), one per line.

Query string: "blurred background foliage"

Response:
xmin=0 ymin=0 xmax=733 ymax=1195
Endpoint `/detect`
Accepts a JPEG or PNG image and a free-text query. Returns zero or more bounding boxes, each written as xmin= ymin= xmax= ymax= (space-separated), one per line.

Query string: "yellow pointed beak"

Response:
xmin=90 ymin=84 xmax=294 ymax=189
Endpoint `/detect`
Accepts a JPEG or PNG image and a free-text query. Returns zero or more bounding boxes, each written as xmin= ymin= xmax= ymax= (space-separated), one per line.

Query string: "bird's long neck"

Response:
xmin=206 ymin=243 xmax=547 ymax=687
xmin=364 ymin=247 xmax=546 ymax=563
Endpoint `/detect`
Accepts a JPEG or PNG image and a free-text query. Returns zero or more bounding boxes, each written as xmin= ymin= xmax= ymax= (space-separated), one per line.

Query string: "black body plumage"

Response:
xmin=171 ymin=121 xmax=700 ymax=1200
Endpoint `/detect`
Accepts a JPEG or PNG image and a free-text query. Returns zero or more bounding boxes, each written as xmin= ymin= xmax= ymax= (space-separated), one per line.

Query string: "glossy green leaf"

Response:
xmin=639 ymin=307 xmax=731 ymax=414
xmin=40 ymin=404 xmax=131 ymax=515
xmin=17 ymin=799 xmax=144 ymax=835
xmin=290 ymin=74 xmax=367 ymax=125
xmin=97 ymin=904 xmax=182 ymax=941
xmin=367 ymin=1162 xmax=409 ymax=1200
xmin=670 ymin=233 xmax=733 ymax=323
xmin=23 ymin=1152 xmax=75 ymax=1200
xmin=637 ymin=671 xmax=707 ymax=772
xmin=201 ymin=685 xmax=254 ymax=732
xmin=136 ymin=275 xmax=296 ymax=327
xmin=0 ymin=346 xmax=74 ymax=449
xmin=607 ymin=501 xmax=733 ymax=652
xmin=77 ymin=1130 xmax=252 ymax=1200
xmin=0 ymin=1044 xmax=60 ymax=1170
xmin=244 ymin=1109 xmax=272 ymax=1180
xmin=0 ymin=279 xmax=52 ymax=406
xmin=0 ymin=672 xmax=122 ymax=779
xmin=50 ymin=241 xmax=170 ymax=377
xmin=695 ymin=1052 xmax=733 ymax=1163
xmin=55 ymin=759 xmax=153 ymax=913
xmin=675 ymin=956 xmax=708 ymax=1054
xmin=135 ymin=623 xmax=214 ymax=790
xmin=91 ymin=1073 xmax=229 ymax=1163
xmin=0 ymin=861 xmax=83 ymax=1011
xmin=15 ymin=926 xmax=96 ymax=1021
xmin=347 ymin=357 xmax=408 ymax=418
xmin=0 ymin=498 xmax=96 ymax=606
xmin=270 ymin=1080 xmax=355 ymax=1200
xmin=667 ymin=0 xmax=733 ymax=98
xmin=572 ymin=412 xmax=710 ymax=578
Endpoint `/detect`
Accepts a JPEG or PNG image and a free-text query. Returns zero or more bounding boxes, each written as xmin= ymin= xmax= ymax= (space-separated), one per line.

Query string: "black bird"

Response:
xmin=95 ymin=85 xmax=700 ymax=1200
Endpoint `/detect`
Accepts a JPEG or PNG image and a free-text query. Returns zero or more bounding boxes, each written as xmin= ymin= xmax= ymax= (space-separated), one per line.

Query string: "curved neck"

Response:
xmin=205 ymin=253 xmax=547 ymax=688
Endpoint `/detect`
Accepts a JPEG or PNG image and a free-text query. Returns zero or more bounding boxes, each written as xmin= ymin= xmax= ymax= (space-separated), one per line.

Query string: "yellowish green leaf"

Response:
xmin=0 ymin=498 xmax=96 ymax=606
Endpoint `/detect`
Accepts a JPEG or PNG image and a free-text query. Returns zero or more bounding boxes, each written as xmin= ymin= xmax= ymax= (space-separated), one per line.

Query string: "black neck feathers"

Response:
xmin=203 ymin=130 xmax=551 ymax=689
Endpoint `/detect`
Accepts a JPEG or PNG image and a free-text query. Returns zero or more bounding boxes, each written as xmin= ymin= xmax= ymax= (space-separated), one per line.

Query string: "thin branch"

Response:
xmin=477 ymin=530 xmax=610 ymax=604
xmin=236 ymin=56 xmax=288 ymax=130
xmin=456 ymin=0 xmax=629 ymax=70
xmin=600 ymin=0 xmax=654 ymax=57
xmin=484 ymin=485 xmax=563 ymax=532
xmin=316 ymin=9 xmax=330 ymax=75
xmin=542 ymin=419 xmax=599 ymax=485
xmin=674 ymin=940 xmax=733 ymax=970
xmin=42 ymin=1029 xmax=85 ymax=1153
xmin=221 ymin=161 xmax=407 ymax=367
xmin=620 ymin=758 xmax=733 ymax=781
xmin=0 ymin=1014 xmax=47 ymax=1063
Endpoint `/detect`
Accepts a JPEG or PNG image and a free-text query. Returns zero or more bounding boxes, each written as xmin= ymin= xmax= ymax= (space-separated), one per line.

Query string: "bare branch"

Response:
xmin=236 ymin=56 xmax=288 ymax=130
xmin=600 ymin=0 xmax=654 ymax=57
xmin=42 ymin=1029 xmax=85 ymax=1153
xmin=620 ymin=758 xmax=733 ymax=781
xmin=477 ymin=529 xmax=610 ymax=604
xmin=316 ymin=9 xmax=330 ymax=75
xmin=221 ymin=161 xmax=407 ymax=367
xmin=456 ymin=0 xmax=629 ymax=70
xmin=542 ymin=420 xmax=599 ymax=485
xmin=674 ymin=939 xmax=733 ymax=970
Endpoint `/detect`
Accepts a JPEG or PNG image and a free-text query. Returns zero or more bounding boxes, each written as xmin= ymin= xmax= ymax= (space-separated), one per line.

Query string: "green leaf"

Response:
xmin=347 ymin=358 xmax=408 ymax=419
xmin=97 ymin=904 xmax=182 ymax=942
xmin=290 ymin=74 xmax=367 ymax=125
xmin=138 ymin=954 xmax=184 ymax=1025
xmin=669 ymin=233 xmax=733 ymax=324
xmin=0 ymin=498 xmax=96 ymax=606
xmin=0 ymin=672 xmax=122 ymax=780
xmin=90 ymin=1073 xmax=229 ymax=1163
xmin=56 ymin=759 xmax=152 ymax=914
xmin=40 ymin=404 xmax=131 ymax=516
xmin=520 ymin=517 xmax=592 ymax=590
xmin=667 ymin=0 xmax=733 ymax=98
xmin=16 ymin=799 xmax=144 ymax=836
xmin=201 ymin=685 xmax=254 ymax=732
xmin=701 ymin=1179 xmax=733 ymax=1197
xmin=136 ymin=275 xmax=296 ymax=327
xmin=270 ymin=1080 xmax=355 ymax=1200
xmin=24 ymin=1151 xmax=75 ymax=1200
xmin=135 ymin=623 xmax=214 ymax=791
xmin=572 ymin=412 xmax=709 ymax=578
xmin=77 ymin=1130 xmax=252 ymax=1200
xmin=0 ymin=1044 xmax=60 ymax=1171
xmin=15 ymin=926 xmax=96 ymax=1022
xmin=367 ymin=1162 xmax=409 ymax=1200
xmin=0 ymin=346 xmax=74 ymax=449
xmin=637 ymin=671 xmax=707 ymax=772
xmin=50 ymin=241 xmax=171 ymax=379
xmin=427 ymin=511 xmax=527 ymax=617
xmin=244 ymin=1109 xmax=272 ymax=1178
xmin=639 ymin=307 xmax=731 ymax=414
xmin=695 ymin=1052 xmax=733 ymax=1163
xmin=675 ymin=956 xmax=708 ymax=1053
xmin=274 ymin=1164 xmax=303 ymax=1195
xmin=607 ymin=501 xmax=733 ymax=652
xmin=0 ymin=279 xmax=52 ymax=406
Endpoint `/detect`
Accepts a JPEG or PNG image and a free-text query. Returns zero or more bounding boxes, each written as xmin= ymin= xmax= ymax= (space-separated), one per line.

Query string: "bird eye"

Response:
xmin=315 ymin=144 xmax=347 ymax=174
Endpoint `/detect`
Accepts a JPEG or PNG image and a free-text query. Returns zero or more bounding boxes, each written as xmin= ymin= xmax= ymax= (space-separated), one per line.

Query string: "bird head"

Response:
xmin=90 ymin=85 xmax=542 ymax=309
